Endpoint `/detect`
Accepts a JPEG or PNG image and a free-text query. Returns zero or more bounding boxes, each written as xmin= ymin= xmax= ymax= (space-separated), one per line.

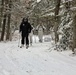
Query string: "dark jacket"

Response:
xmin=19 ymin=19 xmax=32 ymax=37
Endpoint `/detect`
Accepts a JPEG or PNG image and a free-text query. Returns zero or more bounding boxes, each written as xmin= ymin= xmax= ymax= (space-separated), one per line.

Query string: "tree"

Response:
xmin=0 ymin=0 xmax=8 ymax=41
xmin=54 ymin=0 xmax=73 ymax=51
xmin=54 ymin=0 xmax=61 ymax=44
xmin=6 ymin=0 xmax=12 ymax=40
xmin=0 ymin=14 xmax=7 ymax=41
xmin=72 ymin=0 xmax=76 ymax=52
xmin=0 ymin=0 xmax=4 ymax=28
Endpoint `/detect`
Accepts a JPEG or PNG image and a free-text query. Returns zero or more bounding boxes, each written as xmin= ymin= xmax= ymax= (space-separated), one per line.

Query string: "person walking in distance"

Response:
xmin=19 ymin=17 xmax=32 ymax=49
xmin=29 ymin=25 xmax=33 ymax=45
xmin=36 ymin=24 xmax=45 ymax=43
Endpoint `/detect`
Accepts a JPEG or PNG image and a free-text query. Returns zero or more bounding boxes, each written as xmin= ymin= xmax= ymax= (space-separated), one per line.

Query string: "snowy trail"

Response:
xmin=0 ymin=38 xmax=76 ymax=75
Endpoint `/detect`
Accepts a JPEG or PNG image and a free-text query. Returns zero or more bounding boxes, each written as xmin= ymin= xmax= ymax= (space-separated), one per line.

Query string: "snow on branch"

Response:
xmin=41 ymin=12 xmax=54 ymax=17
xmin=62 ymin=0 xmax=72 ymax=3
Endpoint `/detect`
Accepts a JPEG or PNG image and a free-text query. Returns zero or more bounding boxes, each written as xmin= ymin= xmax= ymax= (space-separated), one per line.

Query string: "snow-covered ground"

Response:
xmin=0 ymin=31 xmax=76 ymax=75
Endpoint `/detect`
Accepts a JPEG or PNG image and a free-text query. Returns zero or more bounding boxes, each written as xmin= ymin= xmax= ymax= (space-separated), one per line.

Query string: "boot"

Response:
xmin=20 ymin=44 xmax=24 ymax=48
xmin=26 ymin=45 xmax=29 ymax=49
xmin=30 ymin=42 xmax=32 ymax=46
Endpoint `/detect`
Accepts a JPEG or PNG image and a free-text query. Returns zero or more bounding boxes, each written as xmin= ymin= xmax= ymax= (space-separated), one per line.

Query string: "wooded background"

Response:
xmin=0 ymin=0 xmax=76 ymax=52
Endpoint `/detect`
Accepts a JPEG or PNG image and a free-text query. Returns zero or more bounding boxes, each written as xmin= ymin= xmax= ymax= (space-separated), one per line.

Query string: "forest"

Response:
xmin=0 ymin=0 xmax=76 ymax=52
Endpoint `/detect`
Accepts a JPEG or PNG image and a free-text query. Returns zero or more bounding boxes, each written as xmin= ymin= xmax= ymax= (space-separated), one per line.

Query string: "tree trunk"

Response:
xmin=54 ymin=22 xmax=59 ymax=43
xmin=72 ymin=15 xmax=76 ymax=52
xmin=72 ymin=0 xmax=76 ymax=52
xmin=54 ymin=0 xmax=61 ymax=43
xmin=6 ymin=14 xmax=11 ymax=40
xmin=0 ymin=0 xmax=4 ymax=28
xmin=6 ymin=0 xmax=12 ymax=40
xmin=0 ymin=14 xmax=7 ymax=41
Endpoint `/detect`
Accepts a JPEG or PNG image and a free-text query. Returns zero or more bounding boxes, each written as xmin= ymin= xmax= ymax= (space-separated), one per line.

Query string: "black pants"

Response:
xmin=21 ymin=34 xmax=29 ymax=45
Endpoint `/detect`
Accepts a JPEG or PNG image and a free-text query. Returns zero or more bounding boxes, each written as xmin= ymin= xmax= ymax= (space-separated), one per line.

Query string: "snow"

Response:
xmin=62 ymin=0 xmax=72 ymax=3
xmin=37 ymin=0 xmax=41 ymax=3
xmin=41 ymin=7 xmax=55 ymax=16
xmin=70 ymin=7 xmax=76 ymax=11
xmin=0 ymin=31 xmax=76 ymax=75
xmin=41 ymin=12 xmax=54 ymax=17
xmin=43 ymin=7 xmax=55 ymax=14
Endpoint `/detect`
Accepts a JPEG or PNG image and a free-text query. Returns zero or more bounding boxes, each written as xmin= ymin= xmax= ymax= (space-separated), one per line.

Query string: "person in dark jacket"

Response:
xmin=19 ymin=17 xmax=32 ymax=48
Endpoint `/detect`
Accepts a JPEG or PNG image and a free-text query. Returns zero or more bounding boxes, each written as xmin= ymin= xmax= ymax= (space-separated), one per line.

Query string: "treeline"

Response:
xmin=0 ymin=0 xmax=12 ymax=41
xmin=0 ymin=0 xmax=76 ymax=52
xmin=0 ymin=0 xmax=23 ymax=41
xmin=28 ymin=0 xmax=76 ymax=52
